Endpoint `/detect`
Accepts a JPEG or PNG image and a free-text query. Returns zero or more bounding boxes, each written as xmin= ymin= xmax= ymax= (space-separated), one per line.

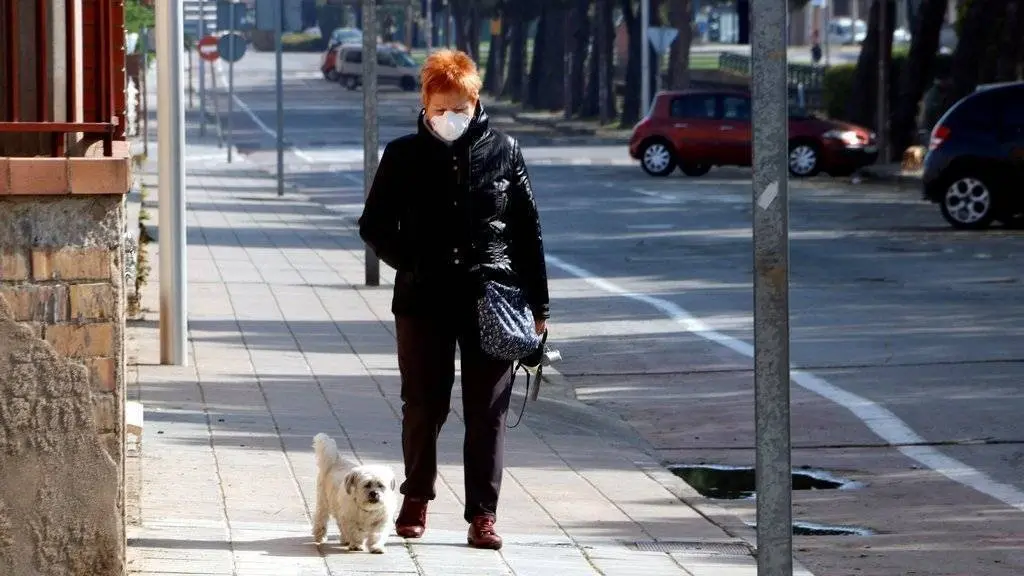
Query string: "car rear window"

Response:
xmin=344 ymin=50 xmax=362 ymax=64
xmin=670 ymin=94 xmax=717 ymax=119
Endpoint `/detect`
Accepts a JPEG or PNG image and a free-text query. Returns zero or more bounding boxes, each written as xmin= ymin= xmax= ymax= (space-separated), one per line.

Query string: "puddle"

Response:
xmin=745 ymin=521 xmax=875 ymax=537
xmin=669 ymin=464 xmax=861 ymax=500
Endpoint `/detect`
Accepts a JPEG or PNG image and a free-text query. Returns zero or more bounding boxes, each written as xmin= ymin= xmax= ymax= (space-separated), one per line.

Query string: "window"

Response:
xmin=394 ymin=52 xmax=417 ymax=67
xmin=722 ymin=96 xmax=751 ymax=121
xmin=670 ymin=95 xmax=717 ymax=119
xmin=344 ymin=50 xmax=362 ymax=64
xmin=378 ymin=53 xmax=396 ymax=67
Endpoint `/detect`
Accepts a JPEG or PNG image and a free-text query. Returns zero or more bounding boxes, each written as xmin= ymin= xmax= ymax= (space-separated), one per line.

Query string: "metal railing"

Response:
xmin=0 ymin=0 xmax=122 ymax=156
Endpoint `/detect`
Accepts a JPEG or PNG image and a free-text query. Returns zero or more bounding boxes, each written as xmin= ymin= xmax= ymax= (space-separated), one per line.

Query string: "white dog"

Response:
xmin=312 ymin=433 xmax=397 ymax=553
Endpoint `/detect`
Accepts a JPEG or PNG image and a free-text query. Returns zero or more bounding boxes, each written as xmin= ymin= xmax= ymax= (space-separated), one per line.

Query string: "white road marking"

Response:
xmin=215 ymin=64 xmax=315 ymax=164
xmin=544 ymin=253 xmax=1024 ymax=513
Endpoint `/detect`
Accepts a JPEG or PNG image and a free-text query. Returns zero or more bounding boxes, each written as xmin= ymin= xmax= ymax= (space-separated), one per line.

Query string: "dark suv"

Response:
xmin=922 ymin=81 xmax=1024 ymax=229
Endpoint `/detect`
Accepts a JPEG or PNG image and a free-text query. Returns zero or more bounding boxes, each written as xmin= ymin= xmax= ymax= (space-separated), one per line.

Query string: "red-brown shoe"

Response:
xmin=467 ymin=515 xmax=502 ymax=550
xmin=396 ymin=497 xmax=428 ymax=538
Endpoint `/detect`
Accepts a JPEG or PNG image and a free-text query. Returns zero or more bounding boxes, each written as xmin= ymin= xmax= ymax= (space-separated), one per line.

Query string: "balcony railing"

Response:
xmin=0 ymin=0 xmax=125 ymax=157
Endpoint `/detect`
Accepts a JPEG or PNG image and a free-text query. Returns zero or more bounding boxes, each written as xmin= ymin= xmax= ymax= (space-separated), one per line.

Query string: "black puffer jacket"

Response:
xmin=358 ymin=103 xmax=550 ymax=320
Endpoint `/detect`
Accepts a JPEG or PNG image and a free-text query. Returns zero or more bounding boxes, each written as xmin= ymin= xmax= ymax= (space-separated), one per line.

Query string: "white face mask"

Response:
xmin=429 ymin=111 xmax=472 ymax=142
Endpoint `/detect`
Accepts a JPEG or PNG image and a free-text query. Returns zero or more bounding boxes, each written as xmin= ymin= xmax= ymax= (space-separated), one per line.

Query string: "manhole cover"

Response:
xmin=624 ymin=540 xmax=752 ymax=556
xmin=745 ymin=521 xmax=875 ymax=537
xmin=669 ymin=464 xmax=861 ymax=500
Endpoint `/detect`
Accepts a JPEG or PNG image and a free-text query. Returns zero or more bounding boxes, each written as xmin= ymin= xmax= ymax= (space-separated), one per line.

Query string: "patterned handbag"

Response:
xmin=476 ymin=279 xmax=543 ymax=362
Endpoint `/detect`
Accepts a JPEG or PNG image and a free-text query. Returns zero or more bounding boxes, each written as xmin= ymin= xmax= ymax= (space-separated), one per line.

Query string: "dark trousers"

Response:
xmin=395 ymin=312 xmax=513 ymax=523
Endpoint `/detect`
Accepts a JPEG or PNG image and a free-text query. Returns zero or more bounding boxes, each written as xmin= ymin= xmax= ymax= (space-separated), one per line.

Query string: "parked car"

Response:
xmin=922 ymin=81 xmax=1024 ymax=230
xmin=334 ymin=45 xmax=420 ymax=92
xmin=320 ymin=28 xmax=363 ymax=81
xmin=628 ymin=89 xmax=878 ymax=178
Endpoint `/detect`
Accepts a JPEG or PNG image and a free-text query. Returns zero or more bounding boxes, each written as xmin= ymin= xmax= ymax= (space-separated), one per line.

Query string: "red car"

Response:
xmin=628 ymin=89 xmax=878 ymax=178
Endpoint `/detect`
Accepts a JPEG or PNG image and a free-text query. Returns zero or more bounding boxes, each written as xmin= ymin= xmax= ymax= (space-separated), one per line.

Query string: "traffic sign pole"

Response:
xmin=227 ymin=1 xmax=236 ymax=163
xmin=199 ymin=0 xmax=207 ymax=136
xmin=275 ymin=0 xmax=284 ymax=197
xmin=641 ymin=0 xmax=650 ymax=116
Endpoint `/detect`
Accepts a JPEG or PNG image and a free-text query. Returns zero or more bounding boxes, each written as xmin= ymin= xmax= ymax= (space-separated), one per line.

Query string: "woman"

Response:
xmin=358 ymin=49 xmax=549 ymax=550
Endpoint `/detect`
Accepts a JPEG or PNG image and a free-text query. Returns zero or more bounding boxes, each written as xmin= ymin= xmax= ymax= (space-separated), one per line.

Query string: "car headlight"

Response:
xmin=823 ymin=129 xmax=861 ymax=146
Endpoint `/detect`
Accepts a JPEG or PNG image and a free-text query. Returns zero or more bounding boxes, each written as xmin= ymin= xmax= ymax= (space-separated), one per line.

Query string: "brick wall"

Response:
xmin=0 ymin=154 xmax=129 ymax=575
xmin=0 ymin=242 xmax=123 ymax=450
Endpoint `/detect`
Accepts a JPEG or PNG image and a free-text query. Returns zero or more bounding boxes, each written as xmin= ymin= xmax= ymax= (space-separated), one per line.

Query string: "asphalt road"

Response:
xmin=207 ymin=52 xmax=1024 ymax=576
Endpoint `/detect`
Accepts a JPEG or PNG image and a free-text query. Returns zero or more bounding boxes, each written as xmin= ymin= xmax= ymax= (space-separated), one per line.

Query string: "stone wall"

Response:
xmin=0 ymin=156 xmax=129 ymax=575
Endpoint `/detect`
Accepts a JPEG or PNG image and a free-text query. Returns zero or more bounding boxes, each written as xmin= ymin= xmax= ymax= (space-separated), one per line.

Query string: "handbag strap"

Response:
xmin=501 ymin=362 xmax=528 ymax=426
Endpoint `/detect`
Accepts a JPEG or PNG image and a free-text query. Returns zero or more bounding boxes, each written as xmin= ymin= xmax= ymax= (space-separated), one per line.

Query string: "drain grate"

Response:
xmin=624 ymin=540 xmax=752 ymax=556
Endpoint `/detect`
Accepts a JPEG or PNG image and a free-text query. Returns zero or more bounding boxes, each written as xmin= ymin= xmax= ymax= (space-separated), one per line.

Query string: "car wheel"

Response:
xmin=788 ymin=141 xmax=821 ymax=177
xmin=344 ymin=76 xmax=359 ymax=90
xmin=640 ymin=140 xmax=677 ymax=177
xmin=939 ymin=175 xmax=997 ymax=230
xmin=400 ymin=76 xmax=417 ymax=92
xmin=323 ymin=69 xmax=340 ymax=82
xmin=679 ymin=163 xmax=711 ymax=177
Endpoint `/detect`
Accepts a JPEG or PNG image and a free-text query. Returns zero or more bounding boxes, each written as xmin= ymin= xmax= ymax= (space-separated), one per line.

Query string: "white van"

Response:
xmin=334 ymin=45 xmax=420 ymax=92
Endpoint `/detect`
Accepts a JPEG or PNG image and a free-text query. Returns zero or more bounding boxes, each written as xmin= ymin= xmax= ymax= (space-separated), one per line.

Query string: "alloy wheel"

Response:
xmin=944 ymin=177 xmax=992 ymax=225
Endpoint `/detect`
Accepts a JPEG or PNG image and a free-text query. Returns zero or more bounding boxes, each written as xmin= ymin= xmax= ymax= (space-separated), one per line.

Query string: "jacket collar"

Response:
xmin=417 ymin=101 xmax=490 ymax=149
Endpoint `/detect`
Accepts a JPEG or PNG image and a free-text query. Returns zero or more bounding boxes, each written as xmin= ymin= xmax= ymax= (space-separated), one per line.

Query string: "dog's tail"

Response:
xmin=313 ymin=433 xmax=340 ymax=472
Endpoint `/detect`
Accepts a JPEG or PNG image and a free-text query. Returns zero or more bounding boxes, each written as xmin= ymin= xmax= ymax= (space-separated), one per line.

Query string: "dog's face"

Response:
xmin=344 ymin=466 xmax=397 ymax=510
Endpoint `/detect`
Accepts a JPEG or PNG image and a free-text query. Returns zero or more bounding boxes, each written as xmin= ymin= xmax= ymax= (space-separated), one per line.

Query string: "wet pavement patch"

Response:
xmin=669 ymin=464 xmax=861 ymax=500
xmin=745 ymin=521 xmax=875 ymax=537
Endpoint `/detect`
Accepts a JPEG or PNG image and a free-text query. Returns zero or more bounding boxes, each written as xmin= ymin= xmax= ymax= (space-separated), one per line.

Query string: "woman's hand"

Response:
xmin=534 ymin=319 xmax=547 ymax=335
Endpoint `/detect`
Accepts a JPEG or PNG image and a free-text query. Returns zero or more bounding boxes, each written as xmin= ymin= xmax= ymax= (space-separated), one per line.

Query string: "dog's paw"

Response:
xmin=312 ymin=525 xmax=327 ymax=543
xmin=347 ymin=543 xmax=366 ymax=552
xmin=369 ymin=545 xmax=386 ymax=554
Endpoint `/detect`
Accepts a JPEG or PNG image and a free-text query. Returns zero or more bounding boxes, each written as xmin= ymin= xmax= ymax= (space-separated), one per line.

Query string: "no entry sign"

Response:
xmin=198 ymin=35 xmax=219 ymax=62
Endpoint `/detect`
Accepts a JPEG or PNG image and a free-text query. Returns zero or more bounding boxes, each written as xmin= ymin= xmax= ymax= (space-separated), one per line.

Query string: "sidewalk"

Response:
xmin=125 ymin=91 xmax=812 ymax=576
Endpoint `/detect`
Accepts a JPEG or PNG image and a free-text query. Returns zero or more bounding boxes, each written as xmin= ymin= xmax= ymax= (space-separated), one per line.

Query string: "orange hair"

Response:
xmin=420 ymin=49 xmax=482 ymax=105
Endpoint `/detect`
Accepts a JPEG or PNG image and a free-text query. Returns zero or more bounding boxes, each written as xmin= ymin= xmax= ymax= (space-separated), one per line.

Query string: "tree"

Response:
xmin=620 ymin=0 xmax=643 ymax=125
xmin=569 ymin=0 xmax=592 ymax=116
xmin=945 ymin=0 xmax=1000 ymax=108
xmin=666 ymin=0 xmax=693 ymax=89
xmin=582 ymin=0 xmax=616 ymax=119
xmin=844 ymin=1 xmax=896 ymax=134
xmin=890 ymin=0 xmax=948 ymax=154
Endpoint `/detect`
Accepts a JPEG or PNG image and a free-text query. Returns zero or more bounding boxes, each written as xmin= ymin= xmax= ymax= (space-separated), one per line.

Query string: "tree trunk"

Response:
xmin=484 ymin=17 xmax=509 ymax=95
xmin=993 ymin=0 xmax=1024 ymax=82
xmin=946 ymin=0 xmax=999 ymax=108
xmin=539 ymin=6 xmax=569 ymax=110
xmin=890 ymin=0 xmax=947 ymax=154
xmin=584 ymin=0 xmax=615 ymax=120
xmin=527 ymin=12 xmax=548 ymax=108
xmin=620 ymin=0 xmax=643 ymax=125
xmin=502 ymin=15 xmax=527 ymax=102
xmin=571 ymin=0 xmax=592 ymax=115
xmin=667 ymin=0 xmax=693 ymax=89
xmin=845 ymin=0 xmax=895 ymax=131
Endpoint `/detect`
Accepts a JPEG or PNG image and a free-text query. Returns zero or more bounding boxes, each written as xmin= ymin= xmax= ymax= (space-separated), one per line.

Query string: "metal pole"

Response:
xmin=425 ymin=0 xmax=433 ymax=51
xmin=751 ymin=0 xmax=792 ymax=573
xmin=877 ymin=0 xmax=889 ymax=163
xmin=275 ymin=0 xmax=285 ymax=196
xmin=598 ymin=0 xmax=609 ymax=124
xmin=156 ymin=0 xmax=188 ymax=366
xmin=824 ymin=0 xmax=831 ymax=67
xmin=363 ymin=0 xmax=380 ymax=286
xmin=142 ymin=28 xmax=149 ymax=157
xmin=640 ymin=0 xmax=650 ymax=115
xmin=188 ymin=42 xmax=195 ymax=109
xmin=198 ymin=0 xmax=206 ymax=136
xmin=564 ymin=9 xmax=572 ymax=120
xmin=227 ymin=1 xmax=235 ymax=163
